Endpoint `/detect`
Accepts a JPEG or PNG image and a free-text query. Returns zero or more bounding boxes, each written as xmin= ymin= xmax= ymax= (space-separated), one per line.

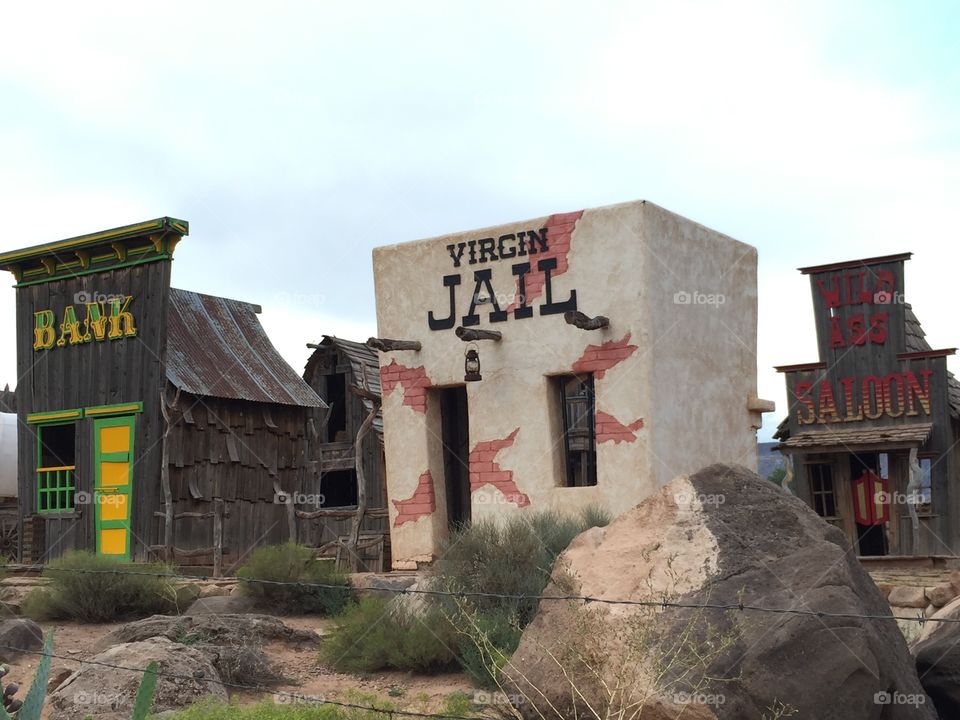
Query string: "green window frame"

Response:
xmin=36 ymin=422 xmax=77 ymax=513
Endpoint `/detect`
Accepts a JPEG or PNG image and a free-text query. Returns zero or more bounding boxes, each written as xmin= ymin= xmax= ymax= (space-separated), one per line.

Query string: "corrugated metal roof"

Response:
xmin=166 ymin=288 xmax=326 ymax=408
xmin=305 ymin=336 xmax=383 ymax=436
xmin=777 ymin=423 xmax=934 ymax=451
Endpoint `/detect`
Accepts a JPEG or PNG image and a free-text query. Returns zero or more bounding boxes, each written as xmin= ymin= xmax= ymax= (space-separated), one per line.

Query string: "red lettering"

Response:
xmin=818 ymin=381 xmax=840 ymax=422
xmin=794 ymin=381 xmax=816 ymax=425
xmin=830 ymin=316 xmax=846 ymax=348
xmin=816 ymin=277 xmax=841 ymax=308
xmin=905 ymin=369 xmax=933 ymax=416
xmin=847 ymin=314 xmax=867 ymax=346
xmin=883 ymin=373 xmax=905 ymax=418
xmin=869 ymin=312 xmax=888 ymax=344
xmin=861 ymin=376 xmax=884 ymax=420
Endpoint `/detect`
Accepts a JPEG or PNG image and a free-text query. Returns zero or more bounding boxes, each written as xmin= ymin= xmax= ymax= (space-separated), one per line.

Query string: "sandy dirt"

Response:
xmin=3 ymin=615 xmax=476 ymax=717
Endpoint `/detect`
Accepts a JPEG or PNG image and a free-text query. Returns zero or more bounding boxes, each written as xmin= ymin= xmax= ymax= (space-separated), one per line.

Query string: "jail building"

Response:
xmin=372 ymin=199 xmax=775 ymax=569
xmin=775 ymin=253 xmax=960 ymax=556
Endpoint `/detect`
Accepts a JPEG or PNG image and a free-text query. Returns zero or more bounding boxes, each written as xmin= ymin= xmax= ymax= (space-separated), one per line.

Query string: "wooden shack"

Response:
xmin=775 ymin=253 xmax=960 ymax=556
xmin=301 ymin=336 xmax=389 ymax=571
xmin=0 ymin=218 xmax=329 ymax=569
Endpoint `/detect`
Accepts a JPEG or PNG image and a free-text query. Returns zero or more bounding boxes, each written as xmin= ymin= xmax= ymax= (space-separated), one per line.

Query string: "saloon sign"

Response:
xmin=33 ymin=295 xmax=137 ymax=350
xmin=792 ymin=369 xmax=933 ymax=425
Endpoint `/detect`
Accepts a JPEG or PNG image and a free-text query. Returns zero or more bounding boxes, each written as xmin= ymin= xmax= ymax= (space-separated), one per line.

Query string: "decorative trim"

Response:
xmin=27 ymin=409 xmax=82 ymax=424
xmin=13 ymin=253 xmax=172 ymax=288
xmin=798 ymin=252 xmax=912 ymax=275
xmin=774 ymin=362 xmax=827 ymax=373
xmin=85 ymin=402 xmax=143 ymax=418
xmin=0 ymin=217 xmax=188 ymax=266
xmin=897 ymin=349 xmax=957 ymax=360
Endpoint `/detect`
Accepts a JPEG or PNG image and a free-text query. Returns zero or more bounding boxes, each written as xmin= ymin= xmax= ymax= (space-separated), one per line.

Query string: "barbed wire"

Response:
xmin=0 ymin=642 xmax=483 ymax=720
xmin=11 ymin=565 xmax=953 ymax=626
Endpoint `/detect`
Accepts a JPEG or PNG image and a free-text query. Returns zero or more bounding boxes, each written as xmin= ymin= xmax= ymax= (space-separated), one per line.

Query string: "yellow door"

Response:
xmin=94 ymin=416 xmax=135 ymax=559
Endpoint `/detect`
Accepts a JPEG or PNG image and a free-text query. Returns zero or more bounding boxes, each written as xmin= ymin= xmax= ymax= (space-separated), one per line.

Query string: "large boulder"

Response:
xmin=504 ymin=464 xmax=934 ymax=720
xmin=49 ymin=637 xmax=225 ymax=720
xmin=914 ymin=635 xmax=960 ymax=718
xmin=93 ymin=613 xmax=320 ymax=653
xmin=0 ymin=618 xmax=43 ymax=661
xmin=185 ymin=594 xmax=258 ymax=615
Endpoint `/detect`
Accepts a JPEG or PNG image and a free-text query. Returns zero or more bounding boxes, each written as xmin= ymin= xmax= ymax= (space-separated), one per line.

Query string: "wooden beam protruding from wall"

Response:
xmin=455 ymin=326 xmax=502 ymax=342
xmin=564 ymin=310 xmax=609 ymax=331
xmin=366 ymin=337 xmax=422 ymax=352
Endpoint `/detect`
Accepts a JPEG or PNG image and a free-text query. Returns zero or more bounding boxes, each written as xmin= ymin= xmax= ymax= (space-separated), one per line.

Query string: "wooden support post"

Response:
xmin=564 ymin=310 xmax=610 ymax=330
xmin=213 ymin=498 xmax=224 ymax=578
xmin=455 ymin=326 xmax=502 ymax=342
xmin=366 ymin=337 xmax=422 ymax=352
xmin=345 ymin=360 xmax=381 ymax=572
xmin=159 ymin=386 xmax=182 ymax=564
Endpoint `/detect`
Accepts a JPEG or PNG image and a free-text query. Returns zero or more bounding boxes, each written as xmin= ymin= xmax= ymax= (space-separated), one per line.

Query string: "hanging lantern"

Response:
xmin=464 ymin=344 xmax=482 ymax=382
xmin=852 ymin=470 xmax=889 ymax=525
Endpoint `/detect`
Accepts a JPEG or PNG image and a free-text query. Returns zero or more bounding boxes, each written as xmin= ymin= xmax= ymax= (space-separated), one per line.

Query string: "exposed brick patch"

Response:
xmin=507 ymin=210 xmax=583 ymax=312
xmin=572 ymin=333 xmax=638 ymax=379
xmin=380 ymin=359 xmax=431 ymax=413
xmin=468 ymin=428 xmax=529 ymax=507
xmin=392 ymin=470 xmax=436 ymax=526
xmin=595 ymin=411 xmax=644 ymax=444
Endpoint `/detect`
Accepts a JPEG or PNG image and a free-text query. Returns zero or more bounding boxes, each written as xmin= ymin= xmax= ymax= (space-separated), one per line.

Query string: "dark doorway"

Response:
xmin=440 ymin=386 xmax=470 ymax=530
xmin=856 ymin=523 xmax=888 ymax=556
xmin=849 ymin=452 xmax=888 ymax=556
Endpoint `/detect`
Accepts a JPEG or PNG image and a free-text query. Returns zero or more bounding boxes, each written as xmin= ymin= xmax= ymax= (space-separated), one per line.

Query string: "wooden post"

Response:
xmin=213 ymin=498 xmax=224 ymax=578
xmin=455 ymin=326 xmax=502 ymax=342
xmin=366 ymin=337 xmax=422 ymax=352
xmin=159 ymin=386 xmax=182 ymax=564
xmin=564 ymin=310 xmax=610 ymax=330
xmin=345 ymin=361 xmax=381 ymax=572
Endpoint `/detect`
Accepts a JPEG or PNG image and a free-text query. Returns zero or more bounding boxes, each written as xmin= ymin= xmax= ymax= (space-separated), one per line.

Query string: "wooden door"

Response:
xmin=93 ymin=416 xmax=135 ymax=559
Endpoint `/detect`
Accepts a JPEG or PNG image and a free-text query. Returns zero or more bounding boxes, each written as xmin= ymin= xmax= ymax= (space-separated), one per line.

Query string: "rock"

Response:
xmin=914 ymin=596 xmax=960 ymax=646
xmin=888 ymin=585 xmax=928 ymax=608
xmin=94 ymin=613 xmax=320 ymax=654
xmin=914 ymin=635 xmax=960 ymax=718
xmin=925 ymin=582 xmax=956 ymax=608
xmin=47 ymin=665 xmax=73 ymax=693
xmin=198 ymin=584 xmax=230 ymax=598
xmin=505 ymin=464 xmax=935 ymax=720
xmin=949 ymin=570 xmax=960 ymax=598
xmin=0 ymin=618 xmax=44 ymax=661
xmin=875 ymin=581 xmax=895 ymax=598
xmin=185 ymin=594 xmax=258 ymax=615
xmin=49 ymin=637 xmax=225 ymax=720
xmin=174 ymin=583 xmax=202 ymax=610
xmin=890 ymin=605 xmax=926 ymax=645
xmin=0 ymin=585 xmax=35 ymax=615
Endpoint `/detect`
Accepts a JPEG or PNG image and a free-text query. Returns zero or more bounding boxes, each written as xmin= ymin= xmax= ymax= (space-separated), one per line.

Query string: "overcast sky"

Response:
xmin=1 ymin=1 xmax=957 ymax=442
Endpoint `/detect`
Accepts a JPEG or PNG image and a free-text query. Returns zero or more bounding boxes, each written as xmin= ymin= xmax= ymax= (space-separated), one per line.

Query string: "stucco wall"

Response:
xmin=373 ymin=200 xmax=766 ymax=567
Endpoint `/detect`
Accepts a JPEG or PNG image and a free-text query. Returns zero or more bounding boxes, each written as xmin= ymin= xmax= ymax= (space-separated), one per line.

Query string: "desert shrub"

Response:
xmin=321 ymin=597 xmax=458 ymax=674
xmin=580 ymin=503 xmax=612 ymax=529
xmin=236 ymin=543 xmax=352 ymax=615
xmin=22 ymin=551 xmax=176 ymax=622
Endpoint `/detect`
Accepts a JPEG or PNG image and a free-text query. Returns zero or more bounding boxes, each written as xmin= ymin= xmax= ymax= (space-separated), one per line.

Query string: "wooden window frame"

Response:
xmin=556 ymin=374 xmax=598 ymax=488
xmin=36 ymin=422 xmax=77 ymax=514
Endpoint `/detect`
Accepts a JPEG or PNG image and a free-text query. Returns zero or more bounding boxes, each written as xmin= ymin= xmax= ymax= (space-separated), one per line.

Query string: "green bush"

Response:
xmin=22 ymin=551 xmax=176 ymax=623
xmin=322 ymin=508 xmax=611 ymax=687
xmin=237 ymin=543 xmax=352 ymax=615
xmin=321 ymin=597 xmax=458 ymax=674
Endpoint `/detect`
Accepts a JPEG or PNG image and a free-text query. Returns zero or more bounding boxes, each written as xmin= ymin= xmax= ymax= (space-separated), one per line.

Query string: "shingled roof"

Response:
xmin=166 ymin=288 xmax=326 ymax=408
xmin=304 ymin=335 xmax=383 ymax=437
xmin=778 ymin=423 xmax=934 ymax=452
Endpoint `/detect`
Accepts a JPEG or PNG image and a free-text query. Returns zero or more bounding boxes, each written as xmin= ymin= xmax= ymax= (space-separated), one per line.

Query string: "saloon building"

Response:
xmin=373 ymin=200 xmax=775 ymax=569
xmin=775 ymin=253 xmax=960 ymax=556
xmin=0 ymin=218 xmax=330 ymax=568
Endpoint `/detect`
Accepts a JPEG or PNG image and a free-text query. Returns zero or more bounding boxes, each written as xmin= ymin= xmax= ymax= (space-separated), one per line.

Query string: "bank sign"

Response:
xmin=426 ymin=215 xmax=581 ymax=330
xmin=33 ymin=295 xmax=137 ymax=350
